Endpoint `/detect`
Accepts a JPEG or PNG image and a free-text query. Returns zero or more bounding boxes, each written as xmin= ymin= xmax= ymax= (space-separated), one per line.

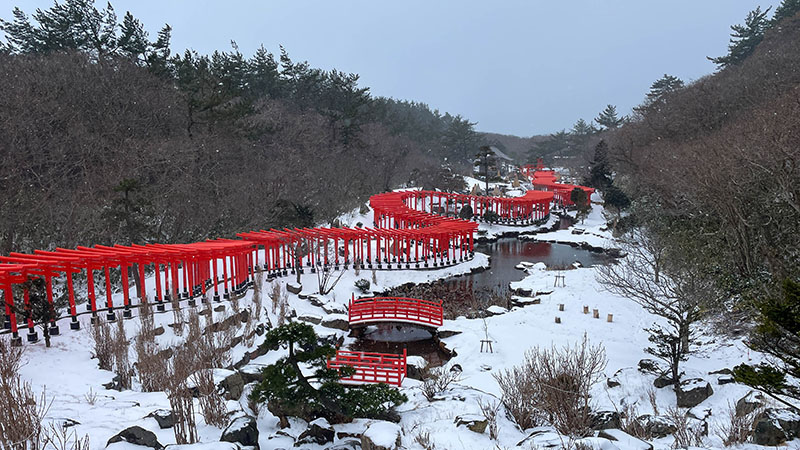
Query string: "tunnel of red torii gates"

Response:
xmin=0 ymin=165 xmax=590 ymax=345
xmin=521 ymin=159 xmax=595 ymax=206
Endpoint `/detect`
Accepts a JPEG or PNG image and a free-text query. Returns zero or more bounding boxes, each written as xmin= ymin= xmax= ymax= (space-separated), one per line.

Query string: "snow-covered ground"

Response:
xmin=9 ymin=191 xmax=789 ymax=450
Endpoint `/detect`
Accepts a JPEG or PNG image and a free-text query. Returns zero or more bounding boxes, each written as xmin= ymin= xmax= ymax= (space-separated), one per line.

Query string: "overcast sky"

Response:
xmin=6 ymin=1 xmax=780 ymax=136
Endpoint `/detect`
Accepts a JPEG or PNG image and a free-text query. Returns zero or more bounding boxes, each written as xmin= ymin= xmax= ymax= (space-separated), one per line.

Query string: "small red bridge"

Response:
xmin=327 ymin=349 xmax=407 ymax=386
xmin=348 ymin=295 xmax=443 ymax=328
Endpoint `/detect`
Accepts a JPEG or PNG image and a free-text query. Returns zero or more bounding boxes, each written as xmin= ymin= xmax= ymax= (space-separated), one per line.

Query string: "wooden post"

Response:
xmin=593 ymin=309 xmax=599 ymax=319
xmin=558 ymin=303 xmax=564 ymax=311
xmin=555 ymin=317 xmax=561 ymax=324
xmin=583 ymin=305 xmax=589 ymax=314
xmin=607 ymin=314 xmax=613 ymax=323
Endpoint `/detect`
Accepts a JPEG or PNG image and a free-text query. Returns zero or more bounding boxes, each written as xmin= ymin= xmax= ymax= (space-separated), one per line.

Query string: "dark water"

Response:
xmin=444 ymin=238 xmax=611 ymax=296
xmin=349 ymin=325 xmax=450 ymax=366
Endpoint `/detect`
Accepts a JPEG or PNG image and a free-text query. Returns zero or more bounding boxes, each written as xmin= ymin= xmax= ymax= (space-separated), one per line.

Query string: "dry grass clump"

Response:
xmin=0 ymin=340 xmax=51 ymax=449
xmin=112 ymin=314 xmax=132 ymax=390
xmin=90 ymin=320 xmax=114 ymax=371
xmin=165 ymin=346 xmax=198 ymax=445
xmin=715 ymin=402 xmax=762 ymax=446
xmin=494 ymin=334 xmax=606 ymax=436
xmin=420 ymin=364 xmax=461 ymax=401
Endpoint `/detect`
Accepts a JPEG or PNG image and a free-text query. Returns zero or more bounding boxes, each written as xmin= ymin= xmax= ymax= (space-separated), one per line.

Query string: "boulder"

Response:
xmin=485 ymin=305 xmax=508 ymax=316
xmin=238 ymin=363 xmax=267 ymax=384
xmin=145 ymin=409 xmax=174 ymax=429
xmin=635 ymin=414 xmax=677 ymax=438
xmin=637 ymin=359 xmax=661 ymax=374
xmin=217 ymin=370 xmax=245 ymax=401
xmin=653 ymin=373 xmax=675 ymax=389
xmin=321 ymin=315 xmax=350 ymax=331
xmin=606 ymin=377 xmax=621 ymax=388
xmin=454 ymin=414 xmax=488 ymax=433
xmin=753 ymin=408 xmax=800 ymax=446
xmin=308 ymin=295 xmax=326 ymax=307
xmin=221 ymin=416 xmax=259 ymax=449
xmin=286 ymin=282 xmax=302 ymax=295
xmin=436 ymin=329 xmax=462 ymax=339
xmin=296 ymin=417 xmax=335 ymax=446
xmin=405 ymin=356 xmax=428 ymax=380
xmin=297 ymin=314 xmax=322 ymax=325
xmin=107 ymin=426 xmax=163 ymax=449
xmin=717 ymin=375 xmax=736 ymax=385
xmin=322 ymin=302 xmax=347 ymax=315
xmin=513 ymin=287 xmax=533 ymax=297
xmin=676 ymin=378 xmax=713 ymax=408
xmin=361 ymin=421 xmax=401 ymax=450
xmin=591 ymin=411 xmax=621 ymax=430
xmin=736 ymin=390 xmax=766 ymax=417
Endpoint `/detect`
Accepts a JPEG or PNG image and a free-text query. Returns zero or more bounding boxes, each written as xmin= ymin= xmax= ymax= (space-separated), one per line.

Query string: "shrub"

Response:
xmin=421 ymin=364 xmax=460 ymax=401
xmin=715 ymin=402 xmax=762 ymax=446
xmin=90 ymin=320 xmax=114 ymax=371
xmin=494 ymin=334 xmax=606 ymax=436
xmin=483 ymin=210 xmax=499 ymax=223
xmin=355 ymin=278 xmax=371 ymax=294
xmin=250 ymin=323 xmax=407 ymax=423
xmin=459 ymin=204 xmax=473 ymax=220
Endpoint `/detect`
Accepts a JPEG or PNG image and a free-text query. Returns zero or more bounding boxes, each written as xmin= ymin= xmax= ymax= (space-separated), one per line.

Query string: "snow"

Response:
xmin=7 ymin=186 xmax=789 ymax=450
xmin=363 ymin=421 xmax=401 ymax=447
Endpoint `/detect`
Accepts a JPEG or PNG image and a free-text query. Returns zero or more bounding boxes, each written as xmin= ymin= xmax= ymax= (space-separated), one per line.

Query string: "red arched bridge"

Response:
xmin=0 ymin=161 xmax=586 ymax=346
xmin=327 ymin=349 xmax=407 ymax=386
xmin=348 ymin=295 xmax=443 ymax=329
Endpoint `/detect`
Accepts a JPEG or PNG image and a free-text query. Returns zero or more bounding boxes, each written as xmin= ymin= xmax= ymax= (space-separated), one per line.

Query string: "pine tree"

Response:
xmin=645 ymin=74 xmax=684 ymax=104
xmin=250 ymin=323 xmax=407 ymax=424
xmin=734 ymin=278 xmax=800 ymax=411
xmin=772 ymin=0 xmax=800 ymax=25
xmin=594 ymin=104 xmax=624 ymax=130
xmin=709 ymin=6 xmax=772 ymax=69
xmin=571 ymin=118 xmax=595 ymax=136
xmin=118 ymin=11 xmax=148 ymax=63
xmin=587 ymin=140 xmax=612 ymax=189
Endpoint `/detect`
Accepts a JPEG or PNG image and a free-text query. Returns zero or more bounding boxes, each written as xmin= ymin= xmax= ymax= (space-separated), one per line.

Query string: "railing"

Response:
xmin=326 ymin=349 xmax=407 ymax=386
xmin=348 ymin=295 xmax=443 ymax=328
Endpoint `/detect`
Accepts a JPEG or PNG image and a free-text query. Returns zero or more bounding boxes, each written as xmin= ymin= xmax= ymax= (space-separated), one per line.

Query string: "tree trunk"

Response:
xmin=679 ymin=323 xmax=690 ymax=353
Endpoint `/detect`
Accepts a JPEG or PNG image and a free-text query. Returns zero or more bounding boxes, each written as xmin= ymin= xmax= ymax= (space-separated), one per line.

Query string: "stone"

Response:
xmin=717 ymin=375 xmax=736 ymax=385
xmin=286 ymin=282 xmax=302 ymax=295
xmin=454 ymin=414 xmax=489 ymax=433
xmin=145 ymin=409 xmax=174 ymax=429
xmin=597 ymin=429 xmax=653 ymax=450
xmin=322 ymin=302 xmax=347 ymax=315
xmin=606 ymin=377 xmax=621 ymax=388
xmin=653 ymin=373 xmax=675 ymax=389
xmin=736 ymin=390 xmax=766 ymax=417
xmin=709 ymin=368 xmax=733 ymax=375
xmin=591 ymin=410 xmax=621 ymax=430
xmin=361 ymin=421 xmax=401 ymax=450
xmin=218 ymin=370 xmax=245 ymax=401
xmin=637 ymin=414 xmax=677 ymax=438
xmin=321 ymin=315 xmax=350 ymax=331
xmin=297 ymin=314 xmax=322 ymax=325
xmin=308 ymin=295 xmax=326 ymax=307
xmin=485 ymin=305 xmax=508 ymax=316
xmin=405 ymin=356 xmax=428 ymax=380
xmin=676 ymin=378 xmax=713 ymax=408
xmin=221 ymin=416 xmax=259 ymax=449
xmin=637 ymin=359 xmax=661 ymax=374
xmin=239 ymin=363 xmax=267 ymax=384
xmin=296 ymin=417 xmax=335 ymax=446
xmin=107 ymin=426 xmax=163 ymax=449
xmin=153 ymin=326 xmax=165 ymax=336
xmin=753 ymin=408 xmax=800 ymax=446
xmin=514 ymin=287 xmax=533 ymax=296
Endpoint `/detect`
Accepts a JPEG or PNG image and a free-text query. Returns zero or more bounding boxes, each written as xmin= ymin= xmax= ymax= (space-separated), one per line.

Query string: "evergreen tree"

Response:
xmin=571 ymin=118 xmax=595 ymax=136
xmin=603 ymin=184 xmax=630 ymax=216
xmin=117 ymin=11 xmax=148 ymax=63
xmin=709 ymin=6 xmax=772 ymax=69
xmin=586 ymin=140 xmax=612 ymax=189
xmin=772 ymin=0 xmax=800 ymax=24
xmin=645 ymin=74 xmax=684 ymax=104
xmin=594 ymin=104 xmax=624 ymax=130
xmin=734 ymin=279 xmax=800 ymax=411
xmin=250 ymin=323 xmax=407 ymax=423
xmin=570 ymin=188 xmax=590 ymax=222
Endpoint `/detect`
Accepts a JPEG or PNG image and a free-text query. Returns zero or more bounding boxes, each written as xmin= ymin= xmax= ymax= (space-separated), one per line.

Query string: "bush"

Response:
xmin=494 ymin=334 xmax=606 ymax=436
xmin=483 ymin=210 xmax=499 ymax=223
xmin=459 ymin=204 xmax=474 ymax=220
xmin=355 ymin=279 xmax=371 ymax=294
xmin=421 ymin=364 xmax=460 ymax=401
xmin=250 ymin=323 xmax=407 ymax=423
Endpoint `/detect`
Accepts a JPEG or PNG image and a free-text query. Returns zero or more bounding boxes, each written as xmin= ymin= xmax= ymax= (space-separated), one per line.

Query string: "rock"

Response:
xmin=606 ymin=377 xmax=621 ymax=388
xmin=107 ymin=426 xmax=163 ymax=449
xmin=510 ymin=296 xmax=540 ymax=307
xmin=449 ymin=364 xmax=463 ymax=374
xmin=485 ymin=305 xmax=508 ymax=316
xmin=327 ymin=438 xmax=361 ymax=449
xmin=513 ymin=287 xmax=533 ymax=296
xmin=479 ymin=364 xmax=492 ymax=372
xmin=454 ymin=414 xmax=488 ymax=433
xmin=676 ymin=378 xmax=713 ymax=408
xmin=437 ymin=329 xmax=462 ymax=339
xmin=736 ymin=390 xmax=767 ymax=417
xmin=405 ymin=356 xmax=428 ymax=380
xmin=597 ymin=429 xmax=653 ymax=450
xmin=298 ymin=291 xmax=311 ymax=299
xmin=238 ymin=363 xmax=267 ymax=384
xmin=637 ymin=359 xmax=661 ymax=374
xmin=153 ymin=326 xmax=165 ymax=336
xmin=591 ymin=411 xmax=621 ymax=430
xmin=753 ymin=408 xmax=800 ymax=446
xmin=286 ymin=282 xmax=302 ymax=295
xmin=361 ymin=421 xmax=401 ymax=450
xmin=717 ymin=375 xmax=736 ymax=385
xmin=322 ymin=302 xmax=347 ymax=315
xmin=297 ymin=314 xmax=322 ymax=325
xmin=636 ymin=414 xmax=677 ymax=438
xmin=217 ymin=370 xmax=245 ymax=401
xmin=653 ymin=373 xmax=675 ymax=389
xmin=214 ymin=305 xmax=226 ymax=313
xmin=709 ymin=368 xmax=733 ymax=375
xmin=296 ymin=417 xmax=335 ymax=446
xmin=221 ymin=416 xmax=259 ymax=449
xmin=321 ymin=315 xmax=350 ymax=331
xmin=145 ymin=409 xmax=174 ymax=429
xmin=307 ymin=295 xmax=326 ymax=307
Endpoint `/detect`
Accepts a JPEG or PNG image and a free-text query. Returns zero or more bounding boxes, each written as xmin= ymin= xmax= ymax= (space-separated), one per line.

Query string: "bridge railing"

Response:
xmin=326 ymin=348 xmax=406 ymax=386
xmin=348 ymin=295 xmax=443 ymax=327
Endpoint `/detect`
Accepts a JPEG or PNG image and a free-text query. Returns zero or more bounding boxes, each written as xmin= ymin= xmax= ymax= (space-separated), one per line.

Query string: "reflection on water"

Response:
xmin=445 ymin=238 xmax=611 ymax=296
